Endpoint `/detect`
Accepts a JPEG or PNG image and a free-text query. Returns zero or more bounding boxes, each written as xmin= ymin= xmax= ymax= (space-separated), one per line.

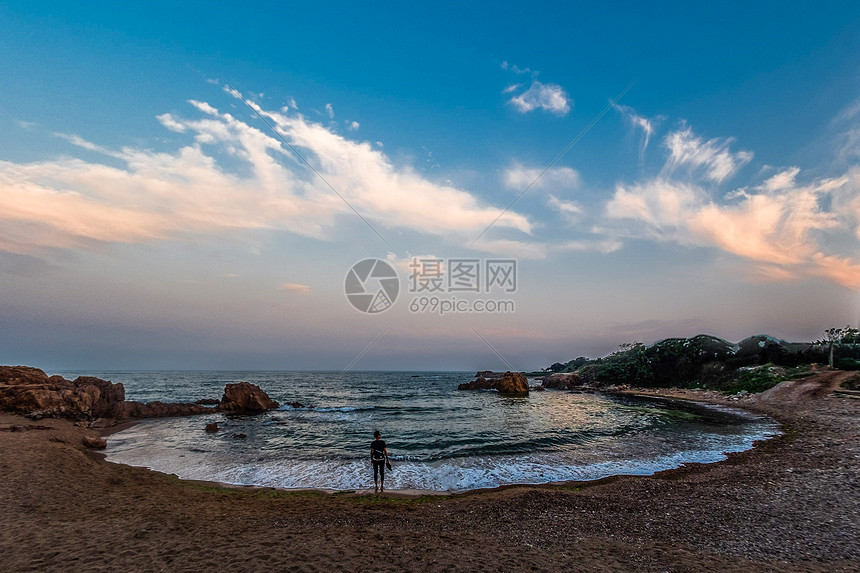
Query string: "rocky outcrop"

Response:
xmin=0 ymin=366 xmax=260 ymax=423
xmin=0 ymin=366 xmax=126 ymax=420
xmin=457 ymin=376 xmax=498 ymax=391
xmin=540 ymin=372 xmax=581 ymax=390
xmin=497 ymin=372 xmax=529 ymax=396
xmin=107 ymin=401 xmax=209 ymax=419
xmin=458 ymin=371 xmax=529 ymax=396
xmin=220 ymin=382 xmax=279 ymax=412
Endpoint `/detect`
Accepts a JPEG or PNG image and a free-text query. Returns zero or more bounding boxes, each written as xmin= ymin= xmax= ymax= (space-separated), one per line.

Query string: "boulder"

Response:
xmin=194 ymin=398 xmax=221 ymax=405
xmin=205 ymin=422 xmax=219 ymax=433
xmin=0 ymin=366 xmax=126 ymax=420
xmin=458 ymin=372 xmax=529 ymax=395
xmin=541 ymin=372 xmax=582 ymax=390
xmin=82 ymin=436 xmax=107 ymax=449
xmin=497 ymin=371 xmax=529 ymax=396
xmin=220 ymin=382 xmax=279 ymax=412
xmin=457 ymin=376 xmax=498 ymax=391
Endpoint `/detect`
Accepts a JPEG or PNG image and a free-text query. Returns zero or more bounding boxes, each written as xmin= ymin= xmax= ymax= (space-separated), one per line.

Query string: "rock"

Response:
xmin=285 ymin=401 xmax=305 ymax=409
xmin=541 ymin=372 xmax=582 ymax=390
xmin=194 ymin=398 xmax=221 ymax=405
xmin=0 ymin=366 xmax=126 ymax=420
xmin=82 ymin=436 xmax=107 ymax=448
xmin=205 ymin=422 xmax=219 ymax=433
xmin=457 ymin=376 xmax=498 ymax=391
xmin=220 ymin=382 xmax=279 ymax=413
xmin=497 ymin=371 xmax=529 ymax=396
xmin=108 ymin=401 xmax=209 ymax=419
xmin=232 ymin=433 xmax=247 ymax=439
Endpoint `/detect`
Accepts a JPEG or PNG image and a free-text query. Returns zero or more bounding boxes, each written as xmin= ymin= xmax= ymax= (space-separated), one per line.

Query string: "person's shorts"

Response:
xmin=372 ymin=459 xmax=385 ymax=480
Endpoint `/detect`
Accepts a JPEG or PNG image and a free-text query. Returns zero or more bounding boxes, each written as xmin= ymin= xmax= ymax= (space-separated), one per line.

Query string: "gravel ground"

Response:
xmin=0 ymin=370 xmax=857 ymax=572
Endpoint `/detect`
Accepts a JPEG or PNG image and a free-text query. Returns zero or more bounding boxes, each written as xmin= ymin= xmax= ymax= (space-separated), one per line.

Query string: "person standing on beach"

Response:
xmin=370 ymin=430 xmax=389 ymax=493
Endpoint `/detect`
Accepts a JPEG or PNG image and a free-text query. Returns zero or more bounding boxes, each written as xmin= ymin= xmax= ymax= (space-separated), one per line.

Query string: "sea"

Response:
xmin=57 ymin=371 xmax=780 ymax=493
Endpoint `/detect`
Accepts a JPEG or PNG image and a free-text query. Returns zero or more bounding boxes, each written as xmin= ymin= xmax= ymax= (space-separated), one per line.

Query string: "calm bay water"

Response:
xmin=58 ymin=371 xmax=779 ymax=492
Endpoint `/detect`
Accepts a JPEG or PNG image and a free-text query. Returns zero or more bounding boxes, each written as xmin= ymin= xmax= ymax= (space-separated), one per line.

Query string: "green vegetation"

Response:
xmin=541 ymin=327 xmax=860 ymax=393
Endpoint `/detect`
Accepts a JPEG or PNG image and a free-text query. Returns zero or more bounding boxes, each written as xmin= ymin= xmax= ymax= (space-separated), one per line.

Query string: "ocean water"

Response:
xmin=59 ymin=371 xmax=780 ymax=492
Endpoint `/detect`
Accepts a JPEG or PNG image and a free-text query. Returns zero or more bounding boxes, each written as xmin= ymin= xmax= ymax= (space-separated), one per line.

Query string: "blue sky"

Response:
xmin=1 ymin=1 xmax=859 ymax=371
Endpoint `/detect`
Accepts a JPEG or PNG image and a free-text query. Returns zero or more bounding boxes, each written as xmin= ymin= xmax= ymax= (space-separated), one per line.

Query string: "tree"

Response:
xmin=823 ymin=326 xmax=860 ymax=368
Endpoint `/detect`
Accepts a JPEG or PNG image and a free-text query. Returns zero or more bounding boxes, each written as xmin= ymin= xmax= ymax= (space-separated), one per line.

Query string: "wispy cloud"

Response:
xmin=279 ymin=282 xmax=311 ymax=294
xmin=603 ymin=123 xmax=860 ymax=288
xmin=0 ymin=93 xmax=532 ymax=257
xmin=508 ymin=80 xmax=570 ymax=116
xmin=663 ymin=126 xmax=753 ymax=183
xmin=547 ymin=194 xmax=584 ymax=221
xmin=503 ymin=164 xmax=580 ymax=191
xmin=325 ymin=103 xmax=334 ymax=119
xmin=614 ymin=103 xmax=658 ymax=156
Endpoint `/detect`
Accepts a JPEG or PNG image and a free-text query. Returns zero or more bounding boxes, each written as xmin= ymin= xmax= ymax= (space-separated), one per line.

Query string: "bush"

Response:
xmin=721 ymin=368 xmax=783 ymax=394
xmin=837 ymin=358 xmax=860 ymax=371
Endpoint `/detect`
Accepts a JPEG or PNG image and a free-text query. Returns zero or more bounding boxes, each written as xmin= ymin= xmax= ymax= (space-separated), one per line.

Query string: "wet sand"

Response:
xmin=1 ymin=370 xmax=857 ymax=572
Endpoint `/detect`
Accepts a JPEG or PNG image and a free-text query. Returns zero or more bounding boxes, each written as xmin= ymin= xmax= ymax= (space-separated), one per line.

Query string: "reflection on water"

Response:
xmin=86 ymin=370 xmax=781 ymax=492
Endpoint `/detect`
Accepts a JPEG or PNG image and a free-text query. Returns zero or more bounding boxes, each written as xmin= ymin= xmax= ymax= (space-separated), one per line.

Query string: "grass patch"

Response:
xmin=721 ymin=367 xmax=784 ymax=394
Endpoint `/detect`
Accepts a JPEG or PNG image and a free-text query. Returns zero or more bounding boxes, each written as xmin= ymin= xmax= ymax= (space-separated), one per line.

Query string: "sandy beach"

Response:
xmin=1 ymin=370 xmax=858 ymax=572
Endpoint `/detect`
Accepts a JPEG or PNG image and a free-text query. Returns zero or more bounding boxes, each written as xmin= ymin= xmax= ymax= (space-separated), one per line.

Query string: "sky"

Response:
xmin=1 ymin=1 xmax=859 ymax=371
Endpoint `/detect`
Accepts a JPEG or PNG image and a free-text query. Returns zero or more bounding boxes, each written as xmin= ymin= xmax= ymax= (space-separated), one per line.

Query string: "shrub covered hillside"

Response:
xmin=544 ymin=331 xmax=860 ymax=392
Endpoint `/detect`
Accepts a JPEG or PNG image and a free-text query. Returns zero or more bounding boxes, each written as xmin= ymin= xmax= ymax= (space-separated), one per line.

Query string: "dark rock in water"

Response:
xmin=285 ymin=401 xmax=305 ymax=409
xmin=540 ymin=372 xmax=582 ymax=390
xmin=231 ymin=433 xmax=247 ymax=439
xmin=475 ymin=371 xmax=506 ymax=379
xmin=533 ymin=385 xmax=546 ymax=391
xmin=195 ymin=398 xmax=220 ymax=405
xmin=82 ymin=436 xmax=107 ymax=448
xmin=497 ymin=372 xmax=529 ymax=396
xmin=205 ymin=422 xmax=220 ymax=433
xmin=457 ymin=376 xmax=498 ymax=391
xmin=220 ymin=382 xmax=279 ymax=413
xmin=108 ymin=401 xmax=209 ymax=419
xmin=459 ymin=372 xmax=529 ymax=396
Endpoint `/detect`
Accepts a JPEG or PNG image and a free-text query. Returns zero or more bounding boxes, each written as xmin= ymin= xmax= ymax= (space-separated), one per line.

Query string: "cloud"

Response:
xmin=346 ymin=121 xmax=359 ymax=132
xmin=555 ymin=238 xmax=622 ymax=254
xmin=503 ymin=164 xmax=580 ymax=191
xmin=614 ymin=104 xmax=658 ymax=156
xmin=508 ymin=81 xmax=570 ymax=116
xmin=604 ymin=123 xmax=860 ymax=288
xmin=547 ymin=194 xmax=583 ymax=221
xmin=279 ymin=282 xmax=311 ymax=294
xmin=663 ymin=127 xmax=753 ymax=183
xmin=500 ymin=61 xmax=532 ymax=75
xmin=0 ymin=94 xmax=531 ymax=257
xmin=325 ymin=103 xmax=334 ymax=119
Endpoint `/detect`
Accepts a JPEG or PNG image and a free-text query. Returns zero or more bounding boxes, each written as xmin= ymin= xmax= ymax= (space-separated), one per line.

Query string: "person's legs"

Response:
xmin=373 ymin=461 xmax=379 ymax=492
xmin=379 ymin=463 xmax=385 ymax=492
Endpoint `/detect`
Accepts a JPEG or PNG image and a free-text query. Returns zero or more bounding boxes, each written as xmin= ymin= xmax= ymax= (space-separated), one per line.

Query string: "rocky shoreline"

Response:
xmin=0 ymin=366 xmax=279 ymax=432
xmin=0 ymin=368 xmax=858 ymax=571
